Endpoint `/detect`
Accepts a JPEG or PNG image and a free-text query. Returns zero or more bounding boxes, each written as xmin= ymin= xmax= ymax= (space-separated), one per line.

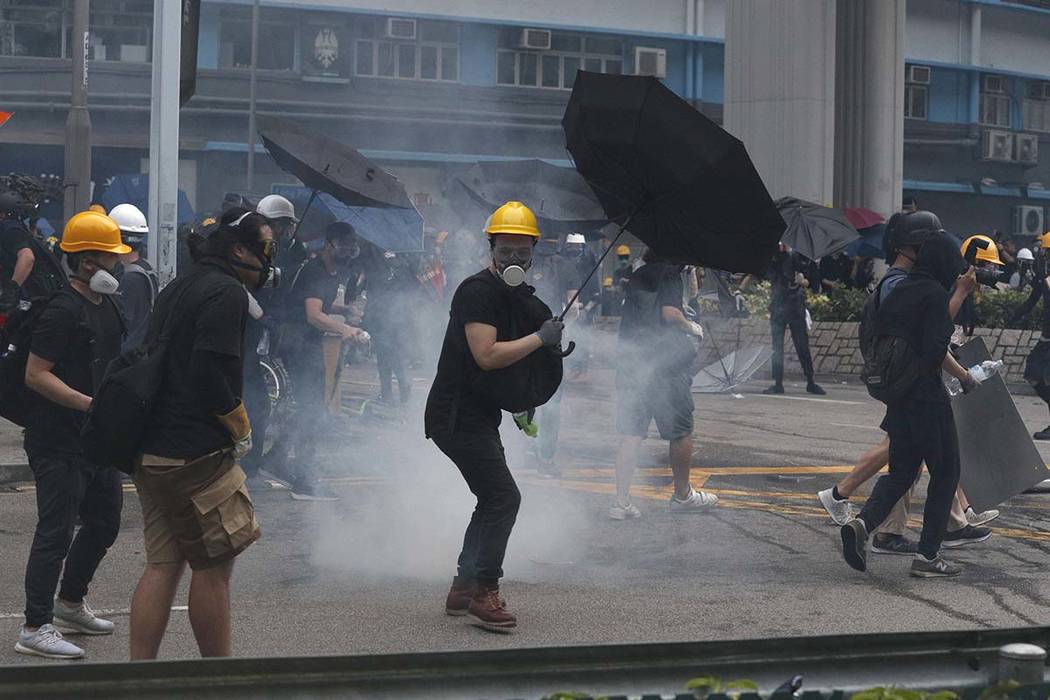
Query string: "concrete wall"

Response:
xmin=981 ymin=5 xmax=1050 ymax=77
xmin=905 ymin=0 xmax=969 ymax=66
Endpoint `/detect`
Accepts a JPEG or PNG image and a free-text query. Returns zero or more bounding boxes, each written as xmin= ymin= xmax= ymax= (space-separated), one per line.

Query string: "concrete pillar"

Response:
xmin=724 ymin=0 xmax=838 ymax=205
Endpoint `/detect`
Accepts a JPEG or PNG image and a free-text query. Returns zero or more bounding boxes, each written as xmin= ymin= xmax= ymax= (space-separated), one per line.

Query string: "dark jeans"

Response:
xmin=374 ymin=332 xmax=409 ymax=403
xmin=282 ymin=350 xmax=327 ymax=483
xmin=241 ymin=357 xmax=271 ymax=478
xmin=858 ymin=401 xmax=960 ymax=559
xmin=770 ymin=309 xmax=815 ymax=384
xmin=24 ymin=453 xmax=122 ymax=627
xmin=433 ymin=431 xmax=521 ymax=583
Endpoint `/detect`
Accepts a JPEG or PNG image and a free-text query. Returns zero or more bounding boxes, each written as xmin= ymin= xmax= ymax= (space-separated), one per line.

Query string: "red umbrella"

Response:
xmin=844 ymin=207 xmax=884 ymax=230
xmin=0 ymin=111 xmax=12 ymax=128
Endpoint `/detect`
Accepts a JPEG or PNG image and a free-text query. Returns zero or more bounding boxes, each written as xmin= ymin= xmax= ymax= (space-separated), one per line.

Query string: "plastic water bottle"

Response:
xmin=945 ymin=360 xmax=1004 ymax=396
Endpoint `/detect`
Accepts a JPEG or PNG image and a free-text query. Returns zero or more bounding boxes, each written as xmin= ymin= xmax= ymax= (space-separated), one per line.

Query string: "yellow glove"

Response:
xmin=217 ymin=401 xmax=253 ymax=458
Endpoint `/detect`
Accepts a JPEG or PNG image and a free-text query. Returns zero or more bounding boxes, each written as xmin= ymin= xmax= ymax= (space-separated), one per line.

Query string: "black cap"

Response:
xmin=884 ymin=210 xmax=943 ymax=260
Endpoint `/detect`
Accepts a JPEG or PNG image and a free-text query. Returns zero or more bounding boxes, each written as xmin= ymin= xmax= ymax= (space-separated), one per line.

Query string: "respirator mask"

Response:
xmin=78 ymin=260 xmax=122 ymax=296
xmin=492 ymin=244 xmax=533 ymax=287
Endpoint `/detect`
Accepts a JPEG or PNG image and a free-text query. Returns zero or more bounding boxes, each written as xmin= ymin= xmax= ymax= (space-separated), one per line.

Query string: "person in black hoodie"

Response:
xmin=840 ymin=231 xmax=978 ymax=578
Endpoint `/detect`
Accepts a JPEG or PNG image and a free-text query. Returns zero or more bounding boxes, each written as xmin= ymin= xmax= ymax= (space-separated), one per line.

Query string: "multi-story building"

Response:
xmin=1 ymin=0 xmax=1048 ymax=238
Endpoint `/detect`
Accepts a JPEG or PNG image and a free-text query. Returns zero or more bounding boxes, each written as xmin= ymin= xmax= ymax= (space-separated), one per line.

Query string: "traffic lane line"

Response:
xmin=0 ymin=606 xmax=187 ymax=620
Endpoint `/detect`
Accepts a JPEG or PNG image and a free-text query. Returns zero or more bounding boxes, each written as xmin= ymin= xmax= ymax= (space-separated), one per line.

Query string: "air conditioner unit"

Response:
xmin=906 ymin=65 xmax=931 ymax=84
xmin=384 ymin=17 xmax=417 ymax=40
xmin=634 ymin=47 xmax=667 ymax=79
xmin=982 ymin=129 xmax=1015 ymax=161
xmin=1015 ymin=205 xmax=1045 ymax=238
xmin=517 ymin=28 xmax=551 ymax=50
xmin=982 ymin=75 xmax=1007 ymax=94
xmin=1016 ymin=133 xmax=1040 ymax=165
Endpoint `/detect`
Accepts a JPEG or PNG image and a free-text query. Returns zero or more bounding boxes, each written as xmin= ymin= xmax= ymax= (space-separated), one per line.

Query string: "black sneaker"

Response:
xmin=1035 ymin=426 xmax=1050 ymax=441
xmin=871 ymin=533 xmax=919 ymax=555
xmin=289 ymin=479 xmax=340 ymax=502
xmin=941 ymin=525 xmax=992 ymax=548
xmin=840 ymin=519 xmax=868 ymax=572
xmin=763 ymin=384 xmax=785 ymax=395
xmin=910 ymin=554 xmax=962 ymax=578
xmin=806 ymin=382 xmax=827 ymax=396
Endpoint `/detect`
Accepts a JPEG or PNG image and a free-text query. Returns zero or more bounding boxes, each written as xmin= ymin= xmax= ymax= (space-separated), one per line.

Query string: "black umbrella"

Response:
xmin=563 ymin=72 xmax=785 ymax=284
xmin=775 ymin=197 xmax=859 ymax=261
xmin=450 ymin=159 xmax=608 ymax=237
xmin=257 ymin=115 xmax=413 ymax=213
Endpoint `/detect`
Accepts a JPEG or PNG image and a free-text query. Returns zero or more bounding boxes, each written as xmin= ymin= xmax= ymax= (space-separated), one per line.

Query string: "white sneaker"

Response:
xmin=608 ymin=502 xmax=642 ymax=520
xmin=14 ymin=624 xmax=84 ymax=659
xmin=53 ymin=598 xmax=114 ymax=636
xmin=669 ymin=488 xmax=718 ymax=513
xmin=965 ymin=506 xmax=1000 ymax=527
xmin=818 ymin=488 xmax=856 ymax=526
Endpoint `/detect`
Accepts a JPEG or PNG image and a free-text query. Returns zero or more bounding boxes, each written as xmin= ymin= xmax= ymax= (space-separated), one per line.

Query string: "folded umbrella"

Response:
xmin=450 ymin=159 xmax=608 ymax=237
xmin=776 ymin=197 xmax=859 ymax=261
xmin=563 ymin=71 xmax=785 ymax=278
xmin=271 ymin=186 xmax=423 ymax=253
xmin=257 ymin=115 xmax=413 ymax=210
xmin=844 ymin=207 xmax=884 ymax=230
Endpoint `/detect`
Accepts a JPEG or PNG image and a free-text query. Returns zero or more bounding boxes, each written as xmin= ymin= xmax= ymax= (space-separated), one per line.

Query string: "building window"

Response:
xmin=904 ymin=64 xmax=929 ymax=120
xmin=353 ymin=17 xmax=459 ymax=82
xmin=1 ymin=0 xmax=151 ymax=62
xmin=979 ymin=74 xmax=1012 ymax=128
xmin=496 ymin=30 xmax=623 ymax=90
xmin=1024 ymin=81 xmax=1050 ymax=133
xmin=0 ymin=1 xmax=66 ymax=58
xmin=219 ymin=6 xmax=298 ymax=71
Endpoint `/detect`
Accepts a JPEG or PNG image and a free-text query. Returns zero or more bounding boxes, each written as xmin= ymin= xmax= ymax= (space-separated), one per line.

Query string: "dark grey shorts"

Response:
xmin=616 ymin=370 xmax=695 ymax=441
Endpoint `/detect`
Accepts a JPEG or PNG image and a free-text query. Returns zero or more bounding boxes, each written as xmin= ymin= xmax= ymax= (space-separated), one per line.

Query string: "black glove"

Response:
xmin=535 ymin=319 xmax=564 ymax=347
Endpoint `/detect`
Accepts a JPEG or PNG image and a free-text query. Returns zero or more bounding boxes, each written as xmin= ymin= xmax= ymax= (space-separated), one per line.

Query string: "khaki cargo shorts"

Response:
xmin=133 ymin=450 xmax=261 ymax=571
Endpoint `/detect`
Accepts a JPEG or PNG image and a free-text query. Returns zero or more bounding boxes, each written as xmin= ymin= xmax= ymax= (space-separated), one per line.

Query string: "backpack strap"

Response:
xmin=125 ymin=263 xmax=159 ymax=307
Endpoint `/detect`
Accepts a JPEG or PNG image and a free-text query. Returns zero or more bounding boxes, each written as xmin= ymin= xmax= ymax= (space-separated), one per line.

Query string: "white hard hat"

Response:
xmin=257 ymin=194 xmax=299 ymax=223
xmin=1018 ymin=247 xmax=1035 ymax=261
xmin=565 ymin=233 xmax=586 ymax=245
xmin=108 ymin=203 xmax=149 ymax=234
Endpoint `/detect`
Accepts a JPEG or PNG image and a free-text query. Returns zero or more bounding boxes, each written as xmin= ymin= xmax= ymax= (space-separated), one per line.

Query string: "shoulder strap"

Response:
xmin=126 ymin=263 xmax=160 ymax=304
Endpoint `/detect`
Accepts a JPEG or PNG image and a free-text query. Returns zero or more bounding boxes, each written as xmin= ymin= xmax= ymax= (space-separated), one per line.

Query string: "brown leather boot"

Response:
xmin=444 ymin=576 xmax=474 ymax=616
xmin=468 ymin=582 xmax=517 ymax=632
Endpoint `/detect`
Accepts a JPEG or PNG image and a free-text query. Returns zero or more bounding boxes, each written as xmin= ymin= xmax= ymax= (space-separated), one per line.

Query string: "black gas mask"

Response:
xmin=229 ymin=239 xmax=274 ymax=290
xmin=492 ymin=242 xmax=534 ymax=287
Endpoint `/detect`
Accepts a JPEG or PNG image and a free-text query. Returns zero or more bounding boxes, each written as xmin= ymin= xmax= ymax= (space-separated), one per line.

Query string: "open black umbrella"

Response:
xmin=563 ymin=72 xmax=784 ymax=281
xmin=257 ymin=115 xmax=413 ymax=213
xmin=776 ymin=197 xmax=859 ymax=261
xmin=450 ymin=159 xmax=608 ymax=237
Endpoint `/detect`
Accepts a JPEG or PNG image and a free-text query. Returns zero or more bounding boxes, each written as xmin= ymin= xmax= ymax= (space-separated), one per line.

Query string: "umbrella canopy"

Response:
xmin=257 ymin=115 xmax=412 ymax=210
xmin=776 ymin=197 xmax=859 ymax=261
xmin=843 ymin=207 xmax=884 ymax=230
xmin=450 ymin=159 xmax=607 ymax=237
xmin=692 ymin=346 xmax=773 ymax=394
xmin=562 ymin=71 xmax=785 ymax=274
xmin=100 ymin=174 xmax=195 ymax=225
xmin=845 ymin=223 xmax=886 ymax=259
xmin=272 ymin=185 xmax=423 ymax=253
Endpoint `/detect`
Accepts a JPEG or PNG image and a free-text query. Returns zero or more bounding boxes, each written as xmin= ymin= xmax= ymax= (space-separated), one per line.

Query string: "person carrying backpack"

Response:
xmin=109 ymin=204 xmax=158 ymax=352
xmin=611 ymin=249 xmax=713 ymax=521
xmin=840 ymin=230 xmax=978 ymax=579
xmin=15 ymin=211 xmax=129 ymax=660
xmin=425 ymin=201 xmax=564 ymax=633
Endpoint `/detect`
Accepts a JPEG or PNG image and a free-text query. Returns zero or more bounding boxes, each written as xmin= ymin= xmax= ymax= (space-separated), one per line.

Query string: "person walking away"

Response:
xmin=840 ymin=231 xmax=977 ymax=578
xmin=128 ymin=208 xmax=269 ymax=659
xmin=271 ymin=221 xmax=366 ymax=500
xmin=425 ymin=201 xmax=564 ymax=632
xmin=366 ymin=251 xmax=418 ymax=406
xmin=761 ymin=245 xmax=824 ymax=395
xmin=611 ymin=249 xmax=713 ymax=520
xmin=16 ymin=211 xmax=129 ymax=659
xmin=818 ymin=212 xmax=991 ymax=551
xmin=109 ymin=204 xmax=158 ymax=352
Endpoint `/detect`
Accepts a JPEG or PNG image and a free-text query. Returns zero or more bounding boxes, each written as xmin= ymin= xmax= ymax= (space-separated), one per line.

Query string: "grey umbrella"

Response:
xmin=775 ymin=197 xmax=860 ymax=261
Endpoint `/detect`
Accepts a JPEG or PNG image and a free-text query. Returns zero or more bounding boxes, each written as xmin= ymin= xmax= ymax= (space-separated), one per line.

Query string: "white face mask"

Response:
xmin=88 ymin=269 xmax=121 ymax=296
xmin=500 ymin=265 xmax=527 ymax=287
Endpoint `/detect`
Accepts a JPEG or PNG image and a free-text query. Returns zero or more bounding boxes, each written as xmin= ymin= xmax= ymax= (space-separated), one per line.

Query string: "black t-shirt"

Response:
xmin=290 ymin=257 xmax=342 ymax=344
xmin=767 ymin=251 xmax=808 ymax=312
xmin=140 ymin=261 xmax=248 ymax=459
xmin=0 ymin=218 xmax=31 ymax=282
xmin=425 ymin=269 xmax=516 ymax=437
xmin=24 ymin=289 xmax=124 ymax=458
xmin=619 ymin=262 xmax=683 ymax=343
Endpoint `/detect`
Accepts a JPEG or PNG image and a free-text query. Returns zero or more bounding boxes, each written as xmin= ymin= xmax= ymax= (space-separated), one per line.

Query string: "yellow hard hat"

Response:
xmin=484 ymin=201 xmax=540 ymax=238
xmin=960 ymin=234 xmax=1003 ymax=266
xmin=616 ymin=245 xmax=631 ymax=256
xmin=60 ymin=211 xmax=132 ymax=254
xmin=1041 ymin=232 xmax=1050 ymax=250
xmin=87 ymin=203 xmax=107 ymax=215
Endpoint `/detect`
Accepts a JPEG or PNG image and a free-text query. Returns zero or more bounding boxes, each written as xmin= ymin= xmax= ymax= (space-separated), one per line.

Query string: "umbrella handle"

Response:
xmin=549 ymin=341 xmax=576 ymax=358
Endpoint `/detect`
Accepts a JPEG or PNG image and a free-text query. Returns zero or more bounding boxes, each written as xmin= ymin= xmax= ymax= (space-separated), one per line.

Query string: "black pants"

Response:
xmin=770 ymin=309 xmax=814 ymax=384
xmin=433 ymin=431 xmax=521 ymax=583
xmin=24 ymin=453 xmax=122 ymax=627
xmin=374 ymin=331 xmax=409 ymax=403
xmin=284 ymin=350 xmax=327 ymax=483
xmin=1035 ymin=383 xmax=1050 ymax=419
xmin=241 ymin=357 xmax=271 ymax=478
xmin=858 ymin=401 xmax=960 ymax=559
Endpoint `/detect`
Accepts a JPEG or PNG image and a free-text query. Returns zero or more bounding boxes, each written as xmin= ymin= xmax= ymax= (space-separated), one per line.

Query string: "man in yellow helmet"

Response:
xmin=16 ymin=211 xmax=129 ymax=659
xmin=425 ymin=201 xmax=564 ymax=633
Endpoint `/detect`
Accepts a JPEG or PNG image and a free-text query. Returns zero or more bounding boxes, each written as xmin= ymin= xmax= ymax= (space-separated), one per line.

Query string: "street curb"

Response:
xmin=0 ymin=463 xmax=31 ymax=485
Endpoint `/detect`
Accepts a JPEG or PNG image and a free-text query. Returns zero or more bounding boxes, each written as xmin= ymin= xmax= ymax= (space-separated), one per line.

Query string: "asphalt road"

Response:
xmin=3 ymin=368 xmax=1050 ymax=665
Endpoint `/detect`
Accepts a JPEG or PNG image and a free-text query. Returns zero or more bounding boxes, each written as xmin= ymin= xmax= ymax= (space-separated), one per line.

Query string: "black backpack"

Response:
xmin=463 ymin=272 xmax=564 ymax=414
xmin=858 ymin=280 xmax=921 ymax=404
